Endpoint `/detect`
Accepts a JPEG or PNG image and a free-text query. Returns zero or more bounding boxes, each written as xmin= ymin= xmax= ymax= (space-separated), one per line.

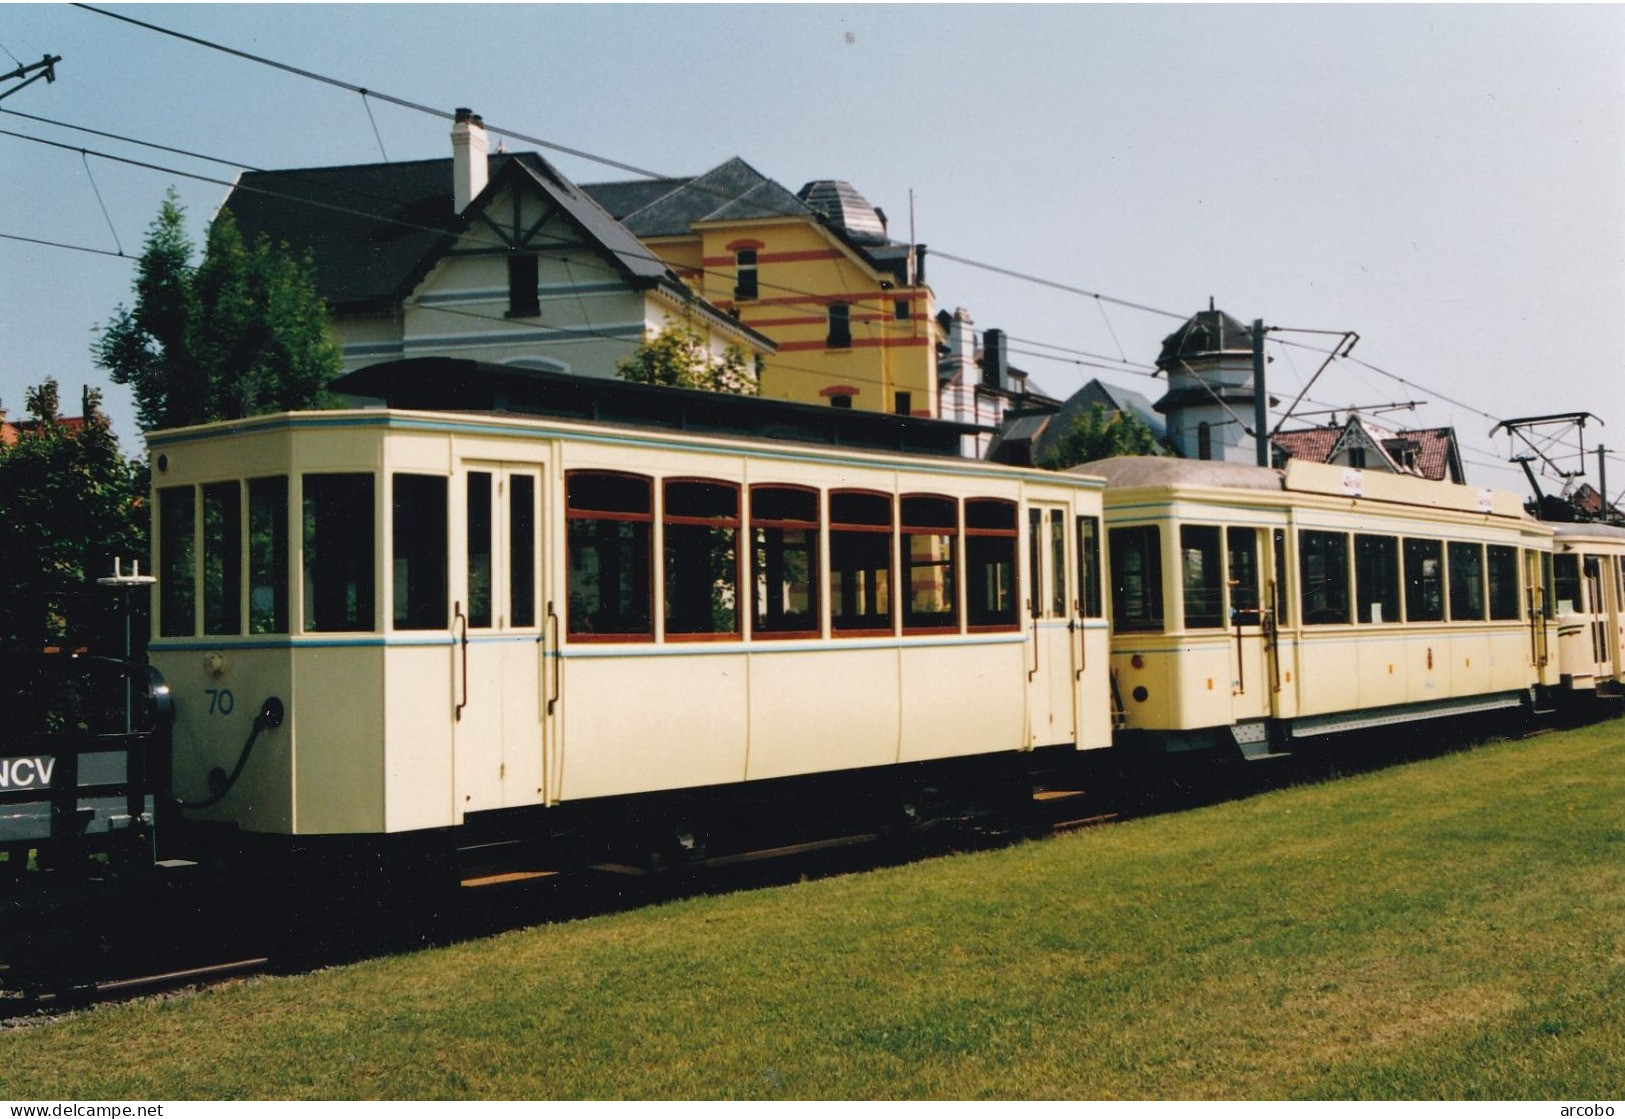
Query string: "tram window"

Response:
xmin=510 ymin=475 xmax=536 ymax=629
xmin=158 ymin=486 xmax=196 ymax=638
xmin=1354 ymin=534 xmax=1400 ymax=625
xmin=1180 ymin=525 xmax=1223 ymax=629
xmin=750 ymin=485 xmax=819 ymax=638
xmin=202 ymin=482 xmax=242 ymax=636
xmin=1542 ymin=551 xmax=1556 ymax=618
xmin=665 ymin=479 xmax=740 ymax=637
xmin=902 ymin=495 xmax=958 ymax=633
xmin=830 ymin=490 xmax=893 ymax=634
xmin=1273 ymin=529 xmax=1289 ymax=624
xmin=566 ymin=471 xmax=653 ymax=640
xmin=1487 ymin=544 xmax=1520 ymax=621
xmin=466 ymin=473 xmax=493 ymax=628
xmin=1552 ymin=554 xmax=1580 ymax=615
xmin=1077 ymin=515 xmax=1103 ymax=619
xmin=966 ymin=498 xmax=1019 ymax=631
xmin=1028 ymin=509 xmax=1043 ymax=619
xmin=1227 ymin=527 xmax=1261 ymax=625
xmin=303 ymin=473 xmax=376 ymax=633
xmin=1404 ymin=539 xmax=1445 ymax=622
xmin=248 ymin=477 xmax=288 ymax=634
xmin=392 ymin=474 xmax=447 ymax=631
xmin=1109 ymin=525 xmax=1164 ymax=634
xmin=1447 ymin=542 xmax=1486 ymax=621
xmin=1049 ymin=511 xmax=1067 ymax=618
xmin=1299 ymin=530 xmax=1351 ymax=625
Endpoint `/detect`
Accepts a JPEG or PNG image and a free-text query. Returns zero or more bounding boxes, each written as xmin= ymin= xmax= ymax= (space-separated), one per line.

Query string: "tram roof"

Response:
xmin=1076 ymin=456 xmax=1285 ymax=492
xmin=332 ymin=358 xmax=981 ymax=458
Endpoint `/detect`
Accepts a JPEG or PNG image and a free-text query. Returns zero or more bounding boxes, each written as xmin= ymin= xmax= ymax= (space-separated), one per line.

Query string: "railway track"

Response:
xmin=0 ymin=707 xmax=1605 ymax=1020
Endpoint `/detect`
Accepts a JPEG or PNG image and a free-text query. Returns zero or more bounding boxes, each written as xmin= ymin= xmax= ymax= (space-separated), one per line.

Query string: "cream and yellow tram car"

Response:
xmin=1089 ymin=457 xmax=1554 ymax=756
xmin=1549 ymin=521 xmax=1625 ymax=695
xmin=145 ymin=377 xmax=1111 ymax=857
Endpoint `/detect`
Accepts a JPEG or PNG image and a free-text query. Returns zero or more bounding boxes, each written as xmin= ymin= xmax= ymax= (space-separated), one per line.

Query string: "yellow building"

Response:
xmin=585 ymin=160 xmax=939 ymax=417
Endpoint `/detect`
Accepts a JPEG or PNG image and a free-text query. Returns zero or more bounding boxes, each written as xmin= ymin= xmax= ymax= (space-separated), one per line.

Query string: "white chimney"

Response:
xmin=452 ymin=107 xmax=489 ymax=213
xmin=946 ymin=307 xmax=975 ymax=384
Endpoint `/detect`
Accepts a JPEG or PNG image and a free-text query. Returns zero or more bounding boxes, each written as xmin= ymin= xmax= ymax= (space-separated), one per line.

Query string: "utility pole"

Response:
xmin=1252 ymin=319 xmax=1268 ymax=467
xmin=1598 ymin=444 xmax=1609 ymax=522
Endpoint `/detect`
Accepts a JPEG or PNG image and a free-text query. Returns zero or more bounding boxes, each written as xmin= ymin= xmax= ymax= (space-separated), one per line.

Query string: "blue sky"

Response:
xmin=2 ymin=3 xmax=1621 ymax=496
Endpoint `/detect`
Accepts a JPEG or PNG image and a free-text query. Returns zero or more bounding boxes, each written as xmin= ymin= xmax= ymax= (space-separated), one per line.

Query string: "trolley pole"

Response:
xmin=1253 ymin=319 xmax=1268 ymax=467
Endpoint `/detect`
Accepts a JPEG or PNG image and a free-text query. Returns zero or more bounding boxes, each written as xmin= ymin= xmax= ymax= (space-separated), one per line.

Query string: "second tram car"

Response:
xmin=1090 ymin=456 xmax=1557 ymax=756
xmin=1549 ymin=521 xmax=1625 ymax=695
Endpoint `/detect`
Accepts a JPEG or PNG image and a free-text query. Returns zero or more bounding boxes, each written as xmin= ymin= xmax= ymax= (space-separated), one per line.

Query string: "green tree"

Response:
xmin=94 ymin=191 xmax=343 ymax=430
xmin=616 ymin=322 xmax=760 ymax=395
xmin=0 ymin=381 xmax=147 ymax=652
xmin=1037 ymin=402 xmax=1161 ymax=470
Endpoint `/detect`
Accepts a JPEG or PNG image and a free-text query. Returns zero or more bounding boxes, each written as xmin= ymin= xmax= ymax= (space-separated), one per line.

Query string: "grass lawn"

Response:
xmin=1 ymin=719 xmax=1620 ymax=1100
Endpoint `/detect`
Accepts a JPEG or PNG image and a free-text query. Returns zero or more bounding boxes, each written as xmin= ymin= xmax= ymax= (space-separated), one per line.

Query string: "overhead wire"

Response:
xmin=32 ymin=5 xmax=1617 ymax=476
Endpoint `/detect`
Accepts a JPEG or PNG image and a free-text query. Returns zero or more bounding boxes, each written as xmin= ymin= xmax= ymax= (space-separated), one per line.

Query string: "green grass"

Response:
xmin=2 ymin=720 xmax=1621 ymax=1100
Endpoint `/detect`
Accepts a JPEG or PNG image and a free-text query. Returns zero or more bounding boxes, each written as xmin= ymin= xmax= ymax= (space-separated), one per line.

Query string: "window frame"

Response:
xmin=829 ymin=488 xmax=894 ymax=637
xmin=1298 ymin=529 xmax=1352 ymax=626
xmin=301 ymin=472 xmax=377 ymax=634
xmin=507 ymin=253 xmax=540 ymax=318
xmin=749 ymin=484 xmax=821 ymax=640
xmin=900 ymin=494 xmax=960 ymax=635
xmin=1404 ymin=537 xmax=1445 ymax=623
xmin=1447 ymin=540 xmax=1486 ymax=621
xmin=827 ymin=302 xmax=852 ymax=349
xmin=1108 ymin=524 xmax=1164 ymax=634
xmin=965 ymin=498 xmax=1020 ymax=633
xmin=733 ymin=248 xmax=758 ymax=302
xmin=1354 ymin=533 xmax=1401 ymax=625
xmin=662 ymin=477 xmax=743 ymax=641
xmin=564 ymin=470 xmax=654 ymax=643
xmin=1179 ymin=524 xmax=1224 ymax=630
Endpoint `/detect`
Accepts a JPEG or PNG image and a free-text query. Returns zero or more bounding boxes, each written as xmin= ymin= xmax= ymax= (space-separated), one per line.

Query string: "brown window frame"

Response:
xmin=565 ymin=470 xmax=654 ymax=643
xmin=901 ymin=494 xmax=960 ymax=635
xmin=829 ymin=488 xmax=894 ymax=637
xmin=749 ymin=484 xmax=821 ymax=640
xmin=965 ymin=498 xmax=1020 ymax=632
xmin=662 ymin=477 xmax=742 ymax=642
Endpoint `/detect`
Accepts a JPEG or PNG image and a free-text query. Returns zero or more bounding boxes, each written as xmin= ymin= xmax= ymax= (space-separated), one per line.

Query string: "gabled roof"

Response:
xmin=225 ymin=152 xmax=681 ymax=310
xmin=583 ymin=157 xmax=813 ymax=238
xmin=1271 ymin=415 xmax=1463 ymax=482
xmin=582 ymin=157 xmax=924 ymax=287
xmin=1072 ymin=378 xmax=1167 ymax=442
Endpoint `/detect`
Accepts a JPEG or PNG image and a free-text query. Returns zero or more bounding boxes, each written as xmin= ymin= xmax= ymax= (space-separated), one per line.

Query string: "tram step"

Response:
xmin=460 ymin=869 xmax=559 ymax=889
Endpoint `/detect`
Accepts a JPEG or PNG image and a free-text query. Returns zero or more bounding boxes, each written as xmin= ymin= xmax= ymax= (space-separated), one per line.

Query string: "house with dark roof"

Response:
xmin=581 ymin=158 xmax=937 ymax=418
xmin=221 ymin=111 xmax=773 ymax=384
xmin=985 ymin=374 xmax=1168 ymax=467
xmin=1270 ymin=413 xmax=1465 ymax=483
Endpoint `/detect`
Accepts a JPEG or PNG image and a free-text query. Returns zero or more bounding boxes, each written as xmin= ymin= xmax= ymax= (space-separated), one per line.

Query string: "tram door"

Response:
xmin=1225 ymin=527 xmax=1273 ymax=721
xmin=1524 ymin=549 xmax=1551 ymax=681
xmin=1583 ymin=555 xmax=1621 ymax=683
xmin=452 ymin=461 xmax=546 ymax=816
xmin=1026 ymin=505 xmax=1078 ymax=747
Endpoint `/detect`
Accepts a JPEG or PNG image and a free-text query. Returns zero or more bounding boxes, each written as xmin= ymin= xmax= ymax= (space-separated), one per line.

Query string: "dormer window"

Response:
xmin=507 ymin=254 xmax=540 ymax=317
xmin=733 ymin=249 xmax=758 ymax=301
xmin=1348 ymin=447 xmax=1367 ymax=469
